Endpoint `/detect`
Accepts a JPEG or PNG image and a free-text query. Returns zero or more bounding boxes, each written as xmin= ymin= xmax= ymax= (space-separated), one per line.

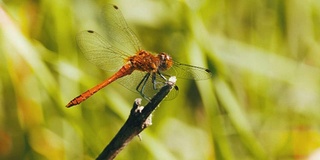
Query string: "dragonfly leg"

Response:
xmin=150 ymin=71 xmax=167 ymax=90
xmin=151 ymin=73 xmax=157 ymax=90
xmin=157 ymin=71 xmax=167 ymax=81
xmin=136 ymin=73 xmax=151 ymax=100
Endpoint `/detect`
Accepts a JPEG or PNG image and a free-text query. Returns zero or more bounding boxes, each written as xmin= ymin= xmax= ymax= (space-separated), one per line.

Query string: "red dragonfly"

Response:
xmin=66 ymin=4 xmax=212 ymax=108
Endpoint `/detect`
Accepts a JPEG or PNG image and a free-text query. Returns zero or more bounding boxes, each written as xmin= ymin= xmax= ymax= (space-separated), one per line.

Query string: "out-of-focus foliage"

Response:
xmin=1 ymin=0 xmax=320 ymax=159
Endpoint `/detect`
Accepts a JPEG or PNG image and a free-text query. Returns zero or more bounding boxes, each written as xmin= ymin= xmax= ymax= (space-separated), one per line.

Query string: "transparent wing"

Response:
xmin=76 ymin=30 xmax=130 ymax=71
xmin=101 ymin=4 xmax=141 ymax=54
xmin=162 ymin=61 xmax=212 ymax=80
xmin=116 ymin=71 xmax=178 ymax=100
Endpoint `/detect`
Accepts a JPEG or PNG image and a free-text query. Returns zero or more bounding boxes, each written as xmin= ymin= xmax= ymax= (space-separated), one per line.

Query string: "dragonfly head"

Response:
xmin=158 ymin=52 xmax=173 ymax=71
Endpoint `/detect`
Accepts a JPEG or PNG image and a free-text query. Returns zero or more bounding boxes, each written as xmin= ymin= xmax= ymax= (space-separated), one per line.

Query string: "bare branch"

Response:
xmin=96 ymin=77 xmax=177 ymax=160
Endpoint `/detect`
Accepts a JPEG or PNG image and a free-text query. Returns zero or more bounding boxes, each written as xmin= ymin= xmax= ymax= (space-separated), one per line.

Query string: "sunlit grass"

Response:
xmin=1 ymin=0 xmax=320 ymax=159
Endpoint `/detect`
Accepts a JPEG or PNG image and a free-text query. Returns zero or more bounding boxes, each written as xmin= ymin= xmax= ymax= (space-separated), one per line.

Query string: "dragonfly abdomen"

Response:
xmin=66 ymin=63 xmax=135 ymax=108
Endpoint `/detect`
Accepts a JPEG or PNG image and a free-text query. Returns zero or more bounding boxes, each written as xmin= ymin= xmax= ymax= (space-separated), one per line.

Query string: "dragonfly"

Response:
xmin=66 ymin=4 xmax=212 ymax=108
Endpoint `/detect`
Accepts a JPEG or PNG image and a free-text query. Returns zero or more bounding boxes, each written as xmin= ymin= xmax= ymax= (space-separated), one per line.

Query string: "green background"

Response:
xmin=1 ymin=0 xmax=320 ymax=159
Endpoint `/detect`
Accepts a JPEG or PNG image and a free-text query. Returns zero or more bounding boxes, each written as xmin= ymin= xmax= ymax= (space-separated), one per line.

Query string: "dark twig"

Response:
xmin=96 ymin=77 xmax=177 ymax=160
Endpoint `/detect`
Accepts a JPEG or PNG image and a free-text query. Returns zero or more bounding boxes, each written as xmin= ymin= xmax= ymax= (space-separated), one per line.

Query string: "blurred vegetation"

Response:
xmin=1 ymin=0 xmax=320 ymax=159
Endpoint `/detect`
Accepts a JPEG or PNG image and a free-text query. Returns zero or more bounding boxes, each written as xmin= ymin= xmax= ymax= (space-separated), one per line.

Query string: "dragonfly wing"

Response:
xmin=115 ymin=70 xmax=145 ymax=93
xmin=101 ymin=4 xmax=141 ymax=54
xmin=162 ymin=61 xmax=212 ymax=80
xmin=76 ymin=30 xmax=129 ymax=71
xmin=116 ymin=71 xmax=178 ymax=100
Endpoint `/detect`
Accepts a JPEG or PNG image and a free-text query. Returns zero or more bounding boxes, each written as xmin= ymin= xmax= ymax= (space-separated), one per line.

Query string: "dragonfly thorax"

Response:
xmin=127 ymin=50 xmax=162 ymax=73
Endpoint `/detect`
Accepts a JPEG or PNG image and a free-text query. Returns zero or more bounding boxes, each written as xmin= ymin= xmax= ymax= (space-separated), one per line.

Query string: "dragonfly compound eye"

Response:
xmin=158 ymin=53 xmax=173 ymax=71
